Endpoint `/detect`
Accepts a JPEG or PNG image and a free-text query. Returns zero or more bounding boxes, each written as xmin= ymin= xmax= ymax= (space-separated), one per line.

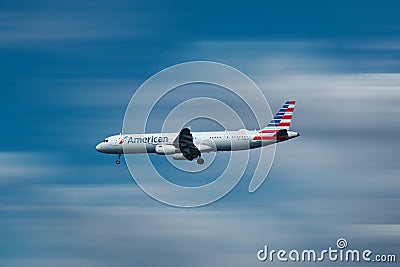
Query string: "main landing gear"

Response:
xmin=116 ymin=154 xmax=121 ymax=165
xmin=197 ymin=158 xmax=204 ymax=165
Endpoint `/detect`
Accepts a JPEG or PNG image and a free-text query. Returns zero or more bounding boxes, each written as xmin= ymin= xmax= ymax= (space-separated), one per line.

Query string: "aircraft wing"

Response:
xmin=173 ymin=128 xmax=201 ymax=161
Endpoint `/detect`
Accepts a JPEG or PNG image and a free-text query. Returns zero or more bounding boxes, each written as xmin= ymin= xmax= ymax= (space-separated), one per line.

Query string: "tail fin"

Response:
xmin=264 ymin=100 xmax=296 ymax=130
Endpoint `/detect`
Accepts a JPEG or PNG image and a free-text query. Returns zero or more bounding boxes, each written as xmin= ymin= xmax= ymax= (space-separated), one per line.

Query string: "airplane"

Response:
xmin=96 ymin=100 xmax=300 ymax=165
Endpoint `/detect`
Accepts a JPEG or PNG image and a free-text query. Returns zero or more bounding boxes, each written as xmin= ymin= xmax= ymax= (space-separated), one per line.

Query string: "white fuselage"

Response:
xmin=95 ymin=129 xmax=300 ymax=155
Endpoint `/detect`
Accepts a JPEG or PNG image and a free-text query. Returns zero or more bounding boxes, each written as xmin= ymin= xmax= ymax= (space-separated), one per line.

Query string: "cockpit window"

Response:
xmin=103 ymin=139 xmax=109 ymax=143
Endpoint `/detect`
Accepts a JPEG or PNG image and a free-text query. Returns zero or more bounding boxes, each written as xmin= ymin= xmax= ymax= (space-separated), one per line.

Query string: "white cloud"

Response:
xmin=0 ymin=152 xmax=60 ymax=184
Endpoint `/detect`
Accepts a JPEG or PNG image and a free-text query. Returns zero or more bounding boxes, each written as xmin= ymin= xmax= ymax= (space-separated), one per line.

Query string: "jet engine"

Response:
xmin=155 ymin=144 xmax=177 ymax=155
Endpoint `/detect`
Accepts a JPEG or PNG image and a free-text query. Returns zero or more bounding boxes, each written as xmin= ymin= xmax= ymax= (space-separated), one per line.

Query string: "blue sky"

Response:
xmin=1 ymin=1 xmax=400 ymax=266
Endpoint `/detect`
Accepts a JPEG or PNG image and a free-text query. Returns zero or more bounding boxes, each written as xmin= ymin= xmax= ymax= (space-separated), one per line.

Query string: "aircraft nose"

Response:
xmin=96 ymin=143 xmax=102 ymax=152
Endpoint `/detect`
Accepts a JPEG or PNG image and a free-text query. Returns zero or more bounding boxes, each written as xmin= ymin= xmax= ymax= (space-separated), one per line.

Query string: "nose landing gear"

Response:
xmin=116 ymin=154 xmax=121 ymax=165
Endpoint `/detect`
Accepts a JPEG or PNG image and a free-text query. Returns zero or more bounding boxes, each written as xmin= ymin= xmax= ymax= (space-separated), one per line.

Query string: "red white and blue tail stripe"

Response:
xmin=264 ymin=100 xmax=296 ymax=130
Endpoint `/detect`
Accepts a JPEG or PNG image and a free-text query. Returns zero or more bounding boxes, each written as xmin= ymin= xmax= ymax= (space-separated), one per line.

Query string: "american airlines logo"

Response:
xmin=124 ymin=136 xmax=169 ymax=144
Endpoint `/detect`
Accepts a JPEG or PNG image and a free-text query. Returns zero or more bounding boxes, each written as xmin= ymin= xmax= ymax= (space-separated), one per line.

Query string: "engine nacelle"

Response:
xmin=155 ymin=144 xmax=177 ymax=155
xmin=172 ymin=153 xmax=186 ymax=160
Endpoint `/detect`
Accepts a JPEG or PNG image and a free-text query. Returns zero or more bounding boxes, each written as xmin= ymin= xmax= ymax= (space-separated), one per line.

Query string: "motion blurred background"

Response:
xmin=1 ymin=1 xmax=399 ymax=266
